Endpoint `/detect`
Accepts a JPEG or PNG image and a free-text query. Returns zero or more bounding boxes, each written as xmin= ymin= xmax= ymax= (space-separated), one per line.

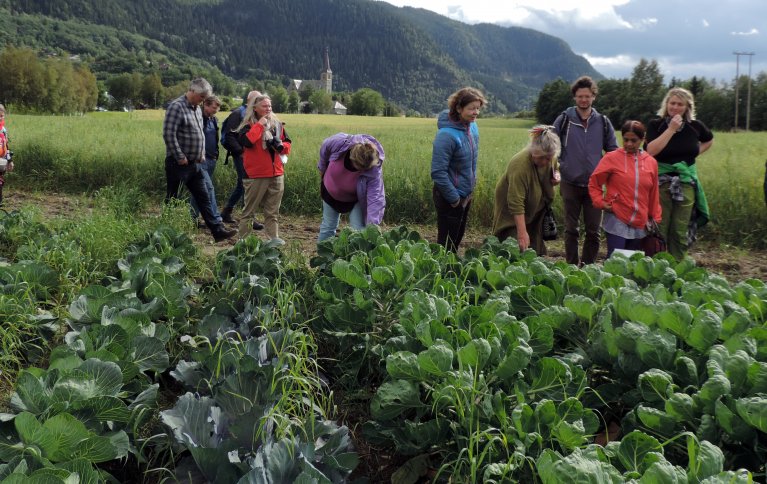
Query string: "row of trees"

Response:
xmin=0 ymin=44 xmax=401 ymax=116
xmin=7 ymin=43 xmax=765 ymax=128
xmin=536 ymin=59 xmax=767 ymax=131
xmin=0 ymin=46 xmax=98 ymax=114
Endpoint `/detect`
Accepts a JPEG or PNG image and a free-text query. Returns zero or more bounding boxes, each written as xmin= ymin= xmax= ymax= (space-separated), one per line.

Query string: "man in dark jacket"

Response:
xmin=553 ymin=76 xmax=618 ymax=266
xmin=221 ymin=90 xmax=261 ymax=225
xmin=190 ymin=95 xmax=224 ymax=226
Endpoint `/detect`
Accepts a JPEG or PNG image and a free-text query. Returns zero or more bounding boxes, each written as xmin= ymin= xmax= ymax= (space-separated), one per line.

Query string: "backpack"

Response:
xmin=220 ymin=105 xmax=246 ymax=152
xmin=557 ymin=110 xmax=612 ymax=151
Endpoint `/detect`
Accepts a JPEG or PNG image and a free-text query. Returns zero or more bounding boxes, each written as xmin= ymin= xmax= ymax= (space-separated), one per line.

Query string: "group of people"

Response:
xmin=163 ymin=76 xmax=714 ymax=263
xmin=163 ymin=79 xmax=293 ymax=243
xmin=433 ymin=79 xmax=714 ymax=263
xmin=163 ymin=77 xmax=386 ymax=246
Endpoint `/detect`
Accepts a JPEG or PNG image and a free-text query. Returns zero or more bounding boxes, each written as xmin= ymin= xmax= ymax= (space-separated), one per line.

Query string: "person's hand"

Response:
xmin=669 ymin=115 xmax=684 ymax=132
xmin=450 ymin=198 xmax=461 ymax=208
xmin=258 ymin=116 xmax=269 ymax=126
xmin=177 ymin=158 xmax=189 ymax=166
xmin=603 ymin=202 xmax=613 ymax=213
xmin=551 ymin=170 xmax=561 ymax=186
xmin=517 ymin=229 xmax=530 ymax=252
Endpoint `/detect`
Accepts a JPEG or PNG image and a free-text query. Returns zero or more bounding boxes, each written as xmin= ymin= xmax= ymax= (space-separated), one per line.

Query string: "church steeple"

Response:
xmin=320 ymin=47 xmax=332 ymax=93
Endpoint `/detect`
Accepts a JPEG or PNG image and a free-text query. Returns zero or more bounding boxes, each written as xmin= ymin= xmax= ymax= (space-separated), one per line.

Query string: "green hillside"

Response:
xmin=1 ymin=0 xmax=602 ymax=113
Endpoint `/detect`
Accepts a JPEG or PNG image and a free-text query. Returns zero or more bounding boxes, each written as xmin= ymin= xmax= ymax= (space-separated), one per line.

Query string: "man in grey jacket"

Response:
xmin=553 ymin=76 xmax=618 ymax=266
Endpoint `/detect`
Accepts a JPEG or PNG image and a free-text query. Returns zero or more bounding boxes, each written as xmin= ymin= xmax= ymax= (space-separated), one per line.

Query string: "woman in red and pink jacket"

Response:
xmin=588 ymin=120 xmax=662 ymax=256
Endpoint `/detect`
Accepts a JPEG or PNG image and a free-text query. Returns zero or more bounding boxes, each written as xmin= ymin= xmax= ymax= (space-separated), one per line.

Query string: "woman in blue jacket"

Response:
xmin=431 ymin=87 xmax=486 ymax=252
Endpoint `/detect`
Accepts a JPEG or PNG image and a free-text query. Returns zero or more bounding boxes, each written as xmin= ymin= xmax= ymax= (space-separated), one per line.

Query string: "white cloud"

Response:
xmin=702 ymin=19 xmax=710 ymax=27
xmin=580 ymin=53 xmax=637 ymax=78
xmin=731 ymin=28 xmax=759 ymax=36
xmin=379 ymin=0 xmax=636 ymax=30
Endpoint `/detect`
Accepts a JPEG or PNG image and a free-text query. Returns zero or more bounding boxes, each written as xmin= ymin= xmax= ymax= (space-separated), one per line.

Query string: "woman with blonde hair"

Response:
xmin=235 ymin=93 xmax=292 ymax=244
xmin=493 ymin=125 xmax=561 ymax=254
xmin=317 ymin=133 xmax=386 ymax=242
xmin=645 ymin=87 xmax=713 ymax=259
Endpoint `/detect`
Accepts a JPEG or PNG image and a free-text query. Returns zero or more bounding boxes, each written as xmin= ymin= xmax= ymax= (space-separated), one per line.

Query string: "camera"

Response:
xmin=269 ymin=137 xmax=284 ymax=153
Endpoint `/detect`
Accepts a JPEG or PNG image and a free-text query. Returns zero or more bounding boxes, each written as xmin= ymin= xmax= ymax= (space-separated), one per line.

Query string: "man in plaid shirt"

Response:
xmin=163 ymin=78 xmax=236 ymax=242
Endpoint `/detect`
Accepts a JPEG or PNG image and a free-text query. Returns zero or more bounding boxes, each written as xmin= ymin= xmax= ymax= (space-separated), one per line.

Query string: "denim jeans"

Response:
xmin=224 ymin=154 xmax=246 ymax=211
xmin=164 ymin=156 xmax=225 ymax=235
xmin=190 ymin=157 xmax=222 ymax=223
xmin=318 ymin=200 xmax=364 ymax=242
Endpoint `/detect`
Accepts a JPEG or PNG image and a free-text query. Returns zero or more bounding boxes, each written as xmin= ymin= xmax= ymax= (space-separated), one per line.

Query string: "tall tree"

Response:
xmin=0 ymin=47 xmax=46 ymax=110
xmin=269 ymin=85 xmax=289 ymax=113
xmin=535 ymin=78 xmax=571 ymax=124
xmin=596 ymin=78 xmax=629 ymax=127
xmin=287 ymin=91 xmax=300 ymax=114
xmin=625 ymin=58 xmax=664 ymax=124
xmin=349 ymin=88 xmax=385 ymax=116
xmin=139 ymin=72 xmax=163 ymax=108
xmin=309 ymin=90 xmax=333 ymax=114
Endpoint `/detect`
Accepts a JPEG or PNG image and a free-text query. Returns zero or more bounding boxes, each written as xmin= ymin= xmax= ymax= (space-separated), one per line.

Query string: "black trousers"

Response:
xmin=165 ymin=156 xmax=223 ymax=234
xmin=433 ymin=185 xmax=472 ymax=253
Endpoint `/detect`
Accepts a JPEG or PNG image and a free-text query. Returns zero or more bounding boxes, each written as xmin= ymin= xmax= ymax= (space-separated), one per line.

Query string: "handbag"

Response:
xmin=641 ymin=219 xmax=667 ymax=256
xmin=542 ymin=205 xmax=558 ymax=241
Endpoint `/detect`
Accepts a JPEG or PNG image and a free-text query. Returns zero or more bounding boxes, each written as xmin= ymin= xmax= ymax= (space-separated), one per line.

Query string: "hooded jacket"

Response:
xmin=317 ymin=133 xmax=386 ymax=225
xmin=554 ymin=107 xmax=618 ymax=187
xmin=588 ymin=148 xmax=662 ymax=229
xmin=431 ymin=110 xmax=479 ymax=204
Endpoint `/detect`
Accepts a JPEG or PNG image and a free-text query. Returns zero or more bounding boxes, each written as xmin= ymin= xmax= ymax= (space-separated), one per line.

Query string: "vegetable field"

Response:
xmin=0 ymin=191 xmax=765 ymax=482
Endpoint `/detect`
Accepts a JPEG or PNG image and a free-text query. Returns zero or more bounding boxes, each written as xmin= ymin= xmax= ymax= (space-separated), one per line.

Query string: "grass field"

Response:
xmin=7 ymin=110 xmax=767 ymax=246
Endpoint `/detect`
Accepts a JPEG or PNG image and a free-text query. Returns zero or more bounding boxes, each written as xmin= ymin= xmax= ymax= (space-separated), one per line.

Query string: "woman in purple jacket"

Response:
xmin=317 ymin=133 xmax=386 ymax=242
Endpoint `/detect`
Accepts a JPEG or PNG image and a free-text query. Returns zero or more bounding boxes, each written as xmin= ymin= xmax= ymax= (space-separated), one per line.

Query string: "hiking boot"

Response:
xmin=252 ymin=221 xmax=264 ymax=230
xmin=213 ymin=226 xmax=237 ymax=242
xmin=196 ymin=219 xmax=207 ymax=229
xmin=221 ymin=207 xmax=236 ymax=224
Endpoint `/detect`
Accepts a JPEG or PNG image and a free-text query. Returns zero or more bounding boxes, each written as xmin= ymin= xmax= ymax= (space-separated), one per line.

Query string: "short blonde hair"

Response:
xmin=350 ymin=143 xmax=379 ymax=170
xmin=657 ymin=87 xmax=697 ymax=121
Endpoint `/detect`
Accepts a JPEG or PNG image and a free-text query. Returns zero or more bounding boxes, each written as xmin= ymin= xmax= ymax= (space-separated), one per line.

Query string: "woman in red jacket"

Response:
xmin=589 ymin=120 xmax=662 ymax=256
xmin=235 ymin=93 xmax=291 ymax=244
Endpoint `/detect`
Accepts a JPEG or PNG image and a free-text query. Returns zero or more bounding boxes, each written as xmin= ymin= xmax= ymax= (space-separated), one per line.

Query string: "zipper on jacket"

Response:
xmin=628 ymin=152 xmax=640 ymax=224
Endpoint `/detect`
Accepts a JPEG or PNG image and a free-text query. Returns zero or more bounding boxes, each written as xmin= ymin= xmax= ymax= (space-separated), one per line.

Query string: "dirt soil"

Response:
xmin=5 ymin=190 xmax=767 ymax=283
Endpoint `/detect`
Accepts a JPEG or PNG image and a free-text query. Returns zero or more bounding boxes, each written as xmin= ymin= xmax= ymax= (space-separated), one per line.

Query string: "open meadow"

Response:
xmin=1 ymin=111 xmax=767 ymax=483
xmin=9 ymin=110 xmax=767 ymax=246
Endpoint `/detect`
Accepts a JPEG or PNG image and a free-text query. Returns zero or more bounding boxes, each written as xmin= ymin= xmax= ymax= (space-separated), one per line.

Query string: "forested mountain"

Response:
xmin=1 ymin=0 xmax=602 ymax=113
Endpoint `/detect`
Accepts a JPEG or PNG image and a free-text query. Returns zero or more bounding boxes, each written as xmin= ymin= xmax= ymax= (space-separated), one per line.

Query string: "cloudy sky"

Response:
xmin=377 ymin=0 xmax=765 ymax=83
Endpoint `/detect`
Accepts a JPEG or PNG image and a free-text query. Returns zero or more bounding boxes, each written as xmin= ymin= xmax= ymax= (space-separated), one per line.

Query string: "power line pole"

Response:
xmin=733 ymin=51 xmax=755 ymax=131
